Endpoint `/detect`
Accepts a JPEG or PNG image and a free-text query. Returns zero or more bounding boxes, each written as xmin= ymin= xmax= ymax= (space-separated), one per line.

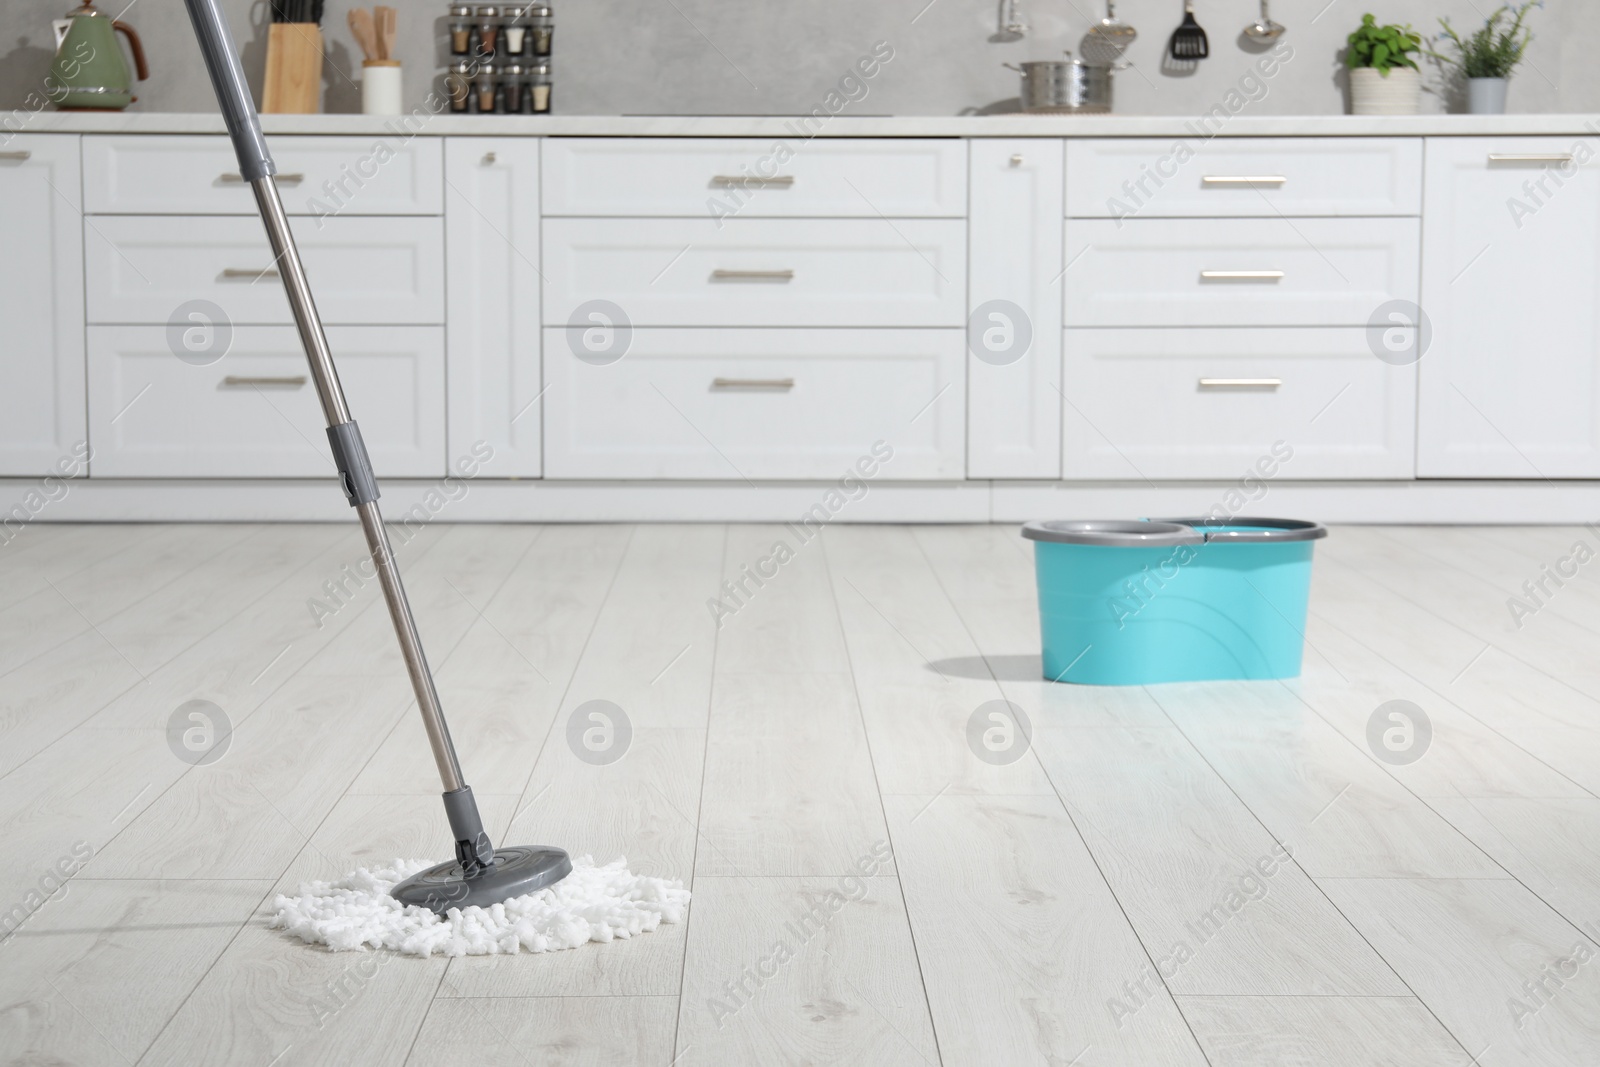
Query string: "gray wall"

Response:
xmin=4 ymin=0 xmax=1598 ymax=117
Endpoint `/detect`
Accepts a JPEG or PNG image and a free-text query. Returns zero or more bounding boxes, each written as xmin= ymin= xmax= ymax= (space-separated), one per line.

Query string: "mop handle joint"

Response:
xmin=326 ymin=421 xmax=380 ymax=507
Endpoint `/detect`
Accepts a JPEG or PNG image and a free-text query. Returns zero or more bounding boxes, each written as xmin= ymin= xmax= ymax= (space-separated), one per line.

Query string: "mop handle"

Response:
xmin=182 ymin=0 xmax=274 ymax=183
xmin=180 ymin=0 xmax=479 ymax=815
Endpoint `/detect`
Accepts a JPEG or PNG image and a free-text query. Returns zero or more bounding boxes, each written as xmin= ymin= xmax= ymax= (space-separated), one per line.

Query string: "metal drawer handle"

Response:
xmin=1200 ymin=270 xmax=1285 ymax=280
xmin=1199 ymin=377 xmax=1282 ymax=389
xmin=0 ymin=151 xmax=31 ymax=162
xmin=712 ymin=377 xmax=795 ymax=390
xmin=222 ymin=267 xmax=281 ymax=280
xmin=711 ymin=269 xmax=795 ymax=281
xmin=222 ymin=375 xmax=308 ymax=387
xmin=1202 ymin=175 xmax=1287 ymax=185
xmin=221 ymin=172 xmax=305 ymax=184
xmin=1487 ymin=153 xmax=1573 ymax=164
xmin=711 ymin=175 xmax=795 ymax=187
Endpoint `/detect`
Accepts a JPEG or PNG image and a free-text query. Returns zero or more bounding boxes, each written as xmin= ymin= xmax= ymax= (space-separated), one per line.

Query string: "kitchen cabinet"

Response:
xmin=542 ymin=137 xmax=966 ymax=218
xmin=445 ymin=137 xmax=543 ymax=477
xmin=0 ymin=135 xmax=86 ymax=476
xmin=967 ymin=138 xmax=1063 ymax=480
xmin=1064 ymin=216 xmax=1420 ymax=328
xmin=85 ymin=215 xmax=444 ymax=326
xmin=1418 ymin=137 xmax=1600 ymax=477
xmin=543 ymin=327 xmax=964 ymax=480
xmin=1062 ymin=327 xmax=1416 ymax=479
xmin=542 ymin=217 xmax=966 ymax=328
xmin=7 ymin=122 xmax=1599 ymax=521
xmin=83 ymin=135 xmax=443 ymax=216
xmin=87 ymin=324 xmax=445 ymax=478
xmin=1066 ymin=137 xmax=1422 ymax=218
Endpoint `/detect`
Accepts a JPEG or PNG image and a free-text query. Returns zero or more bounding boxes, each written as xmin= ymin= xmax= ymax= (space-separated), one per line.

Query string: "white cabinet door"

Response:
xmin=445 ymin=137 xmax=542 ymax=477
xmin=542 ymin=138 xmax=967 ymax=217
xmin=1419 ymin=137 xmax=1600 ymax=477
xmin=87 ymin=325 xmax=445 ymax=478
xmin=1066 ymin=137 xmax=1423 ymax=218
xmin=543 ymin=328 xmax=964 ymax=480
xmin=1065 ymin=217 xmax=1420 ymax=327
xmin=1063 ymin=328 xmax=1416 ymax=479
xmin=0 ymin=136 xmax=86 ymax=475
xmin=967 ymin=139 xmax=1063 ymax=480
xmin=85 ymin=215 xmax=444 ymax=326
xmin=542 ymin=218 xmax=966 ymax=327
xmin=83 ymin=136 xmax=443 ymax=216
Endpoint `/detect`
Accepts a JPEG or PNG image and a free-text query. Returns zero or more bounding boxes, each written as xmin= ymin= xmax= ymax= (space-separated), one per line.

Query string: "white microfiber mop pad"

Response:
xmin=270 ymin=855 xmax=690 ymax=958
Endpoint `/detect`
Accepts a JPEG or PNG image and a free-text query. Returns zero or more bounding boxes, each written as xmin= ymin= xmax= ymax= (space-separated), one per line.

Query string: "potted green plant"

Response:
xmin=1344 ymin=14 xmax=1424 ymax=115
xmin=1431 ymin=3 xmax=1538 ymax=115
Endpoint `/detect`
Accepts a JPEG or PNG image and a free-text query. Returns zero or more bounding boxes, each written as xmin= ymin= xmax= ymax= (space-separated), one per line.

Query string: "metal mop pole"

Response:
xmin=184 ymin=0 xmax=494 ymax=873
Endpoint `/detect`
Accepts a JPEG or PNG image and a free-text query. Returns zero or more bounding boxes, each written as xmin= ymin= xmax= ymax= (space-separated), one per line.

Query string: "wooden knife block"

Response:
xmin=263 ymin=23 xmax=323 ymax=113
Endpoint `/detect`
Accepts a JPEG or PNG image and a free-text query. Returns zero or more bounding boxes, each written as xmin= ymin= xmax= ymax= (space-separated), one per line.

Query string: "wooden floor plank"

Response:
xmin=0 ymin=878 xmax=271 ymax=1064
xmin=135 ymin=792 xmax=496 ymax=1067
xmin=1320 ymin=877 xmax=1600 ymax=1067
xmin=407 ymin=996 xmax=679 ymax=1067
xmin=1151 ymin=682 xmax=1506 ymax=879
xmin=885 ymin=792 xmax=1207 ymax=1067
xmin=1425 ymin=796 xmax=1600 ymax=934
xmin=825 ymin=526 xmax=1056 ymax=797
xmin=1176 ymin=995 xmax=1472 ymax=1066
xmin=698 ymin=672 xmax=892 ymax=878
xmin=1292 ymin=615 xmax=1588 ymax=801
xmin=674 ymin=874 xmax=938 ymax=1066
xmin=1033 ymin=724 xmax=1408 ymax=996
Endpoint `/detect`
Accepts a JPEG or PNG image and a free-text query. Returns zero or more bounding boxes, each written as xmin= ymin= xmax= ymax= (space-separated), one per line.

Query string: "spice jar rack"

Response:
xmin=445 ymin=2 xmax=553 ymax=114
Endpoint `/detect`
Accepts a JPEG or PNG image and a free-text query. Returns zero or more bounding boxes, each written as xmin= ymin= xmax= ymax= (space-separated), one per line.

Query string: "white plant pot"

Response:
xmin=1468 ymin=77 xmax=1509 ymax=115
xmin=1349 ymin=66 xmax=1422 ymax=115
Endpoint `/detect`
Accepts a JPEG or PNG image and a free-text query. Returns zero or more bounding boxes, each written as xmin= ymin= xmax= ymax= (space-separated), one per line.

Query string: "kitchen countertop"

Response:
xmin=16 ymin=111 xmax=1600 ymax=138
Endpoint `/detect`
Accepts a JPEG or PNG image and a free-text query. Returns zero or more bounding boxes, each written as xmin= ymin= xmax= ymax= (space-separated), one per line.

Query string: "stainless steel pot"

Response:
xmin=1004 ymin=53 xmax=1112 ymax=113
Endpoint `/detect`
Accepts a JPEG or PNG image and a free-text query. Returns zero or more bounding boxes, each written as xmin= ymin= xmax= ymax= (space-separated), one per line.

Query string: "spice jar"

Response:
xmin=501 ymin=5 xmax=528 ymax=56
xmin=475 ymin=5 xmax=499 ymax=58
xmin=529 ymin=60 xmax=551 ymax=113
xmin=448 ymin=5 xmax=474 ymax=55
xmin=531 ymin=4 xmax=554 ymax=57
xmin=447 ymin=59 xmax=473 ymax=112
xmin=474 ymin=63 xmax=500 ymax=112
xmin=501 ymin=62 xmax=524 ymax=112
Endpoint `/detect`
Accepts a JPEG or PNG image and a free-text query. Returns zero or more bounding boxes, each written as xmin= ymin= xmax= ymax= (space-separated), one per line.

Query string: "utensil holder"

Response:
xmin=362 ymin=59 xmax=403 ymax=114
xmin=262 ymin=23 xmax=323 ymax=113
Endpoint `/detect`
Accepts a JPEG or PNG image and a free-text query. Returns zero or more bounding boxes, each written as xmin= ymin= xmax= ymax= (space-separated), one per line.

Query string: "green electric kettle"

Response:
xmin=49 ymin=1 xmax=149 ymax=110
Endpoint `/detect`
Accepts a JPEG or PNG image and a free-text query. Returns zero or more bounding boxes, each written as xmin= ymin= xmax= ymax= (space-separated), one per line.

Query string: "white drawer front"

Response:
xmin=87 ymin=325 xmax=445 ymax=478
xmin=1066 ymin=137 xmax=1423 ymax=218
xmin=542 ymin=138 xmax=967 ymax=217
xmin=1062 ymin=327 xmax=1417 ymax=479
xmin=1065 ymin=218 xmax=1419 ymax=327
xmin=543 ymin=328 xmax=964 ymax=479
xmin=543 ymin=218 xmax=966 ymax=327
xmin=87 ymin=215 xmax=444 ymax=325
xmin=84 ymin=135 xmax=443 ymax=215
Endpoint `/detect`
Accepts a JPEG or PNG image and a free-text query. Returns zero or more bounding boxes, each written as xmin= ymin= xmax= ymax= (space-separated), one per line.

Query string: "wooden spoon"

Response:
xmin=347 ymin=7 xmax=378 ymax=62
xmin=374 ymin=6 xmax=397 ymax=62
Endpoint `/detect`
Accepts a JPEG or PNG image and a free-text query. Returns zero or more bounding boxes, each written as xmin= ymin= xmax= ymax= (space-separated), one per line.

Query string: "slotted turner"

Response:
xmin=1168 ymin=0 xmax=1209 ymax=60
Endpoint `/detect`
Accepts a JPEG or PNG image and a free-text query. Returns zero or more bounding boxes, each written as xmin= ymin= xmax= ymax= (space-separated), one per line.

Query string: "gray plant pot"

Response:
xmin=1468 ymin=77 xmax=1509 ymax=114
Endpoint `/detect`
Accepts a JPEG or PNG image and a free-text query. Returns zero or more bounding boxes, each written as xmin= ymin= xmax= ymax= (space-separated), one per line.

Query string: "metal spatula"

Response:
xmin=1168 ymin=0 xmax=1209 ymax=60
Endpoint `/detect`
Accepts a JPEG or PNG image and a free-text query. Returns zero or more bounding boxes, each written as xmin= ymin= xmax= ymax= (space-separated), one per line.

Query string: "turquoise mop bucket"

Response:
xmin=1023 ymin=517 xmax=1328 ymax=685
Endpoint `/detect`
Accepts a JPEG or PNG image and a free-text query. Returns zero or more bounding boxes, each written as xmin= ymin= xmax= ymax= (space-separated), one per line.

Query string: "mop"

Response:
xmin=182 ymin=0 xmax=689 ymax=953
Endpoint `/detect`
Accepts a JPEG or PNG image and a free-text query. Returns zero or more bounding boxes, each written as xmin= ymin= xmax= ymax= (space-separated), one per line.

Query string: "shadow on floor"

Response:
xmin=926 ymin=654 xmax=1041 ymax=682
